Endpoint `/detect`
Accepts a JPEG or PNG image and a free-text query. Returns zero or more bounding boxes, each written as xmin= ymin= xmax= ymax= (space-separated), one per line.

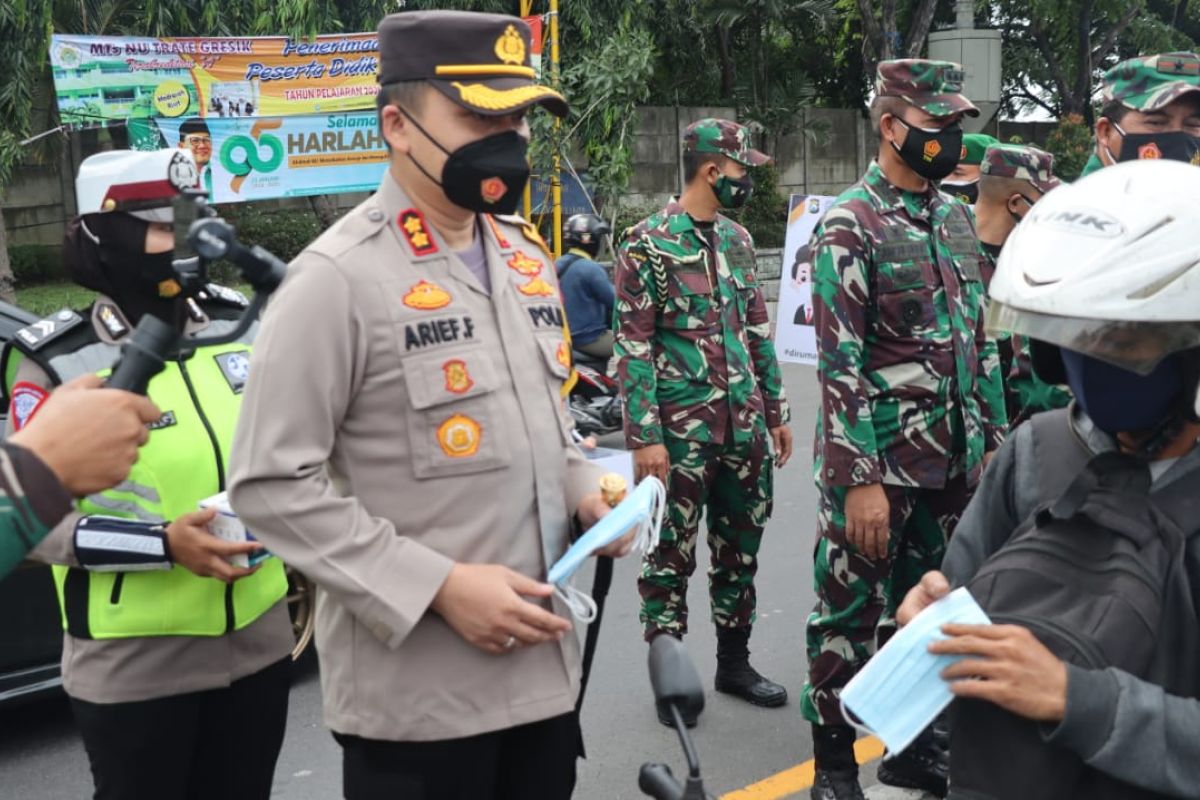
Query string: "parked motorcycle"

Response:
xmin=568 ymin=350 xmax=623 ymax=437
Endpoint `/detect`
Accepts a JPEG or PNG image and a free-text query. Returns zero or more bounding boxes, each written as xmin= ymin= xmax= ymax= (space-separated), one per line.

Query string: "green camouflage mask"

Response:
xmin=714 ymin=173 xmax=754 ymax=208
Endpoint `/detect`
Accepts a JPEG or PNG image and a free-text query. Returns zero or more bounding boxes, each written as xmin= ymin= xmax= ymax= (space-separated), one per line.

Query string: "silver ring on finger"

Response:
xmin=503 ymin=635 xmax=517 ymax=651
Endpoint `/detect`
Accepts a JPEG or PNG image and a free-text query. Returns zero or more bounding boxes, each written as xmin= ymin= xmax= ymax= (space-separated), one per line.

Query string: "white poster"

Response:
xmin=775 ymin=194 xmax=835 ymax=366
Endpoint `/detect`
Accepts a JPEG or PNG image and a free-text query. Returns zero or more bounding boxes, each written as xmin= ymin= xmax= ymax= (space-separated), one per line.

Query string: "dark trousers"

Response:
xmin=71 ymin=657 xmax=291 ymax=800
xmin=338 ymin=711 xmax=582 ymax=800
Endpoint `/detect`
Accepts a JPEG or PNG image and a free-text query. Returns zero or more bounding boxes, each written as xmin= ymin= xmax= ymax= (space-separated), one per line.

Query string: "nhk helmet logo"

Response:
xmin=219 ymin=119 xmax=285 ymax=193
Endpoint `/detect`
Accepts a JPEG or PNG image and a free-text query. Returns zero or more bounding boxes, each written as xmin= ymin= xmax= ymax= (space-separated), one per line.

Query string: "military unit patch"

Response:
xmin=403 ymin=280 xmax=453 ymax=311
xmin=437 ymin=413 xmax=481 ymax=458
xmin=398 ymin=209 xmax=439 ymax=256
xmin=442 ymin=359 xmax=474 ymax=395
xmin=10 ymin=382 xmax=48 ymax=431
xmin=517 ymin=276 xmax=557 ymax=297
xmin=506 ymin=251 xmax=542 ymax=276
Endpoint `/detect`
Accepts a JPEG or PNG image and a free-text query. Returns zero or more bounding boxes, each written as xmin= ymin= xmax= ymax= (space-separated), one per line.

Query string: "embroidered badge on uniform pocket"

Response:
xmin=518 ymin=276 xmax=557 ymax=297
xmin=437 ymin=414 xmax=482 ymax=458
xmin=443 ymin=360 xmax=474 ymax=395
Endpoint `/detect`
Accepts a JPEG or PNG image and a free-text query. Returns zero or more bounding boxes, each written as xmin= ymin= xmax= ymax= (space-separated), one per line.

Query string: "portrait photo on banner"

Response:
xmin=774 ymin=194 xmax=834 ymax=366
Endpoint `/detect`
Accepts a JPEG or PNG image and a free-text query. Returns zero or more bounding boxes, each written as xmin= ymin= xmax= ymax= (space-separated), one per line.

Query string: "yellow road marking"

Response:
xmin=720 ymin=736 xmax=886 ymax=800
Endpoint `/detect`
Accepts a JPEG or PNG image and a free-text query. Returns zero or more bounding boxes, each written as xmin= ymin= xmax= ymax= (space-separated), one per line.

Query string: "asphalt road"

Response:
xmin=0 ymin=361 xmax=927 ymax=799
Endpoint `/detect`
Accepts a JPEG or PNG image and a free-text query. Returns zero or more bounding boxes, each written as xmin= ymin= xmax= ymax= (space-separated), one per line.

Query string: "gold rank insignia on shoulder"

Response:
xmin=518 ymin=275 xmax=557 ymax=297
xmin=403 ymin=280 xmax=452 ymax=311
xmin=507 ymin=250 xmax=543 ymax=276
xmin=438 ymin=414 xmax=482 ymax=458
xmin=517 ymin=220 xmax=554 ymax=260
xmin=398 ymin=209 xmax=439 ymax=257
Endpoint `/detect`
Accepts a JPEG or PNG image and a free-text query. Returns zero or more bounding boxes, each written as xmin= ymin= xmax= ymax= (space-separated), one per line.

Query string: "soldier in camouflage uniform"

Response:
xmin=613 ymin=118 xmax=792 ymax=723
xmin=803 ymin=60 xmax=1007 ymax=800
xmin=972 ymin=143 xmax=1067 ymax=428
xmin=941 ymin=132 xmax=997 ymax=205
xmin=1015 ymin=53 xmax=1200 ymax=419
xmin=1080 ymin=51 xmax=1200 ymax=177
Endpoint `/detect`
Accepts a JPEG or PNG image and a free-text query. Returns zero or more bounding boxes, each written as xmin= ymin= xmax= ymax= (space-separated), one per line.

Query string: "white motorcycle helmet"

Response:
xmin=988 ymin=158 xmax=1200 ymax=417
xmin=75 ymin=149 xmax=200 ymax=223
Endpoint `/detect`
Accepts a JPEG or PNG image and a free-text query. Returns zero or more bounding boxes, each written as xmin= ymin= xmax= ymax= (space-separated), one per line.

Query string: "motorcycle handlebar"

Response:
xmin=639 ymin=762 xmax=683 ymax=800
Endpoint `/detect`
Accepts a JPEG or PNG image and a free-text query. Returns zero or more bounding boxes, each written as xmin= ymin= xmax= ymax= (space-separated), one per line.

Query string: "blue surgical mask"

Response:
xmin=840 ymin=587 xmax=990 ymax=755
xmin=548 ymin=476 xmax=665 ymax=621
xmin=1060 ymin=350 xmax=1182 ymax=434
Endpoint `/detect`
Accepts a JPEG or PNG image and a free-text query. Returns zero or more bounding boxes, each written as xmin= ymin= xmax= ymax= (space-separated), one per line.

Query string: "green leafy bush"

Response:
xmin=730 ymin=164 xmax=788 ymax=248
xmin=214 ymin=204 xmax=325 ymax=281
xmin=6 ymin=244 xmax=63 ymax=285
xmin=1045 ymin=114 xmax=1094 ymax=182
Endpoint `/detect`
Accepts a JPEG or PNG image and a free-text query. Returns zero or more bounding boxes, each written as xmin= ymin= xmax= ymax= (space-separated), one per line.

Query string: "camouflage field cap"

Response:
xmin=1100 ymin=52 xmax=1200 ymax=113
xmin=683 ymin=118 xmax=772 ymax=166
xmin=960 ymin=133 xmax=999 ymax=165
xmin=876 ymin=59 xmax=980 ymax=118
xmin=981 ymin=143 xmax=1061 ymax=193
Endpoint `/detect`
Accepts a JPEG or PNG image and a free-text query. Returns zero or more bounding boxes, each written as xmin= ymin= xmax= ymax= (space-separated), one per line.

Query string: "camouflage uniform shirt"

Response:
xmin=614 ymin=201 xmax=789 ymax=447
xmin=813 ymin=161 xmax=1007 ymax=490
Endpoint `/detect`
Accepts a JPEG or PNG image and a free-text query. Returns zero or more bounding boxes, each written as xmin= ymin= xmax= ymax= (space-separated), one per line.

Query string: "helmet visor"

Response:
xmin=987 ymin=301 xmax=1200 ymax=375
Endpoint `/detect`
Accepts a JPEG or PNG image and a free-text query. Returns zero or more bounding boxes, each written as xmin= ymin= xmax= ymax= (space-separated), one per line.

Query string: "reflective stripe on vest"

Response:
xmin=51 ymin=327 xmax=284 ymax=639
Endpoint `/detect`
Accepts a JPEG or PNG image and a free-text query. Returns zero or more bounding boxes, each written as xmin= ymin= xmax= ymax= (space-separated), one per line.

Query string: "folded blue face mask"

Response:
xmin=840 ymin=587 xmax=991 ymax=754
xmin=548 ymin=476 xmax=665 ymax=621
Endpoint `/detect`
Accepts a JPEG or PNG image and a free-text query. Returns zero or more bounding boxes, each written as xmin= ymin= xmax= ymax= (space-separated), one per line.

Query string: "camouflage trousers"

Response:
xmin=638 ymin=433 xmax=773 ymax=640
xmin=800 ymin=475 xmax=972 ymax=726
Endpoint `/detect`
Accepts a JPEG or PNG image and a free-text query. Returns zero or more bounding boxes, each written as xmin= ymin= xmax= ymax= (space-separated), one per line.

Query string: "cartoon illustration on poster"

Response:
xmin=775 ymin=194 xmax=834 ymax=366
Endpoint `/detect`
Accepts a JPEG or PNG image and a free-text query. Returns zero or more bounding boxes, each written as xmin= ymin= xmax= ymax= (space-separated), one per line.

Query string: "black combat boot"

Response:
xmin=811 ymin=724 xmax=864 ymax=800
xmin=713 ymin=626 xmax=787 ymax=707
xmin=876 ymin=720 xmax=949 ymax=798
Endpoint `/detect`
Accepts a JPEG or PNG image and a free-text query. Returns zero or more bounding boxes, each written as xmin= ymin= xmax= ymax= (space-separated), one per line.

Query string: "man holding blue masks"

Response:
xmin=899 ymin=158 xmax=1200 ymax=799
xmin=557 ymin=213 xmax=615 ymax=360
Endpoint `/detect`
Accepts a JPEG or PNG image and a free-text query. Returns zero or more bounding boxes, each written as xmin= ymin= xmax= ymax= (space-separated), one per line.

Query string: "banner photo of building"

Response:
xmin=50 ymin=33 xmax=381 ymax=126
xmin=50 ymin=22 xmax=544 ymax=129
xmin=775 ymin=194 xmax=834 ymax=366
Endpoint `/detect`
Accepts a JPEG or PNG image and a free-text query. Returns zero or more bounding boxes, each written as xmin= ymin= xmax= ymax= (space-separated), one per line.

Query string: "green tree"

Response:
xmin=1043 ymin=112 xmax=1094 ymax=180
xmin=0 ymin=0 xmax=55 ymax=302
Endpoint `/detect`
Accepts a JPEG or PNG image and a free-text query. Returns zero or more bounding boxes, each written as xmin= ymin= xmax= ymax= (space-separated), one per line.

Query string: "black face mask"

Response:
xmin=66 ymin=213 xmax=182 ymax=326
xmin=942 ymin=180 xmax=978 ymax=204
xmin=1109 ymin=122 xmax=1200 ymax=164
xmin=398 ymin=106 xmax=531 ymax=214
xmin=891 ymin=117 xmax=963 ymax=180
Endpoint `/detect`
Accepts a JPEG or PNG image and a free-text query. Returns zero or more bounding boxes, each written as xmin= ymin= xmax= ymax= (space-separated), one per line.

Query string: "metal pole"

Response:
xmin=550 ymin=0 xmax=562 ymax=258
xmin=521 ymin=0 xmax=534 ymax=219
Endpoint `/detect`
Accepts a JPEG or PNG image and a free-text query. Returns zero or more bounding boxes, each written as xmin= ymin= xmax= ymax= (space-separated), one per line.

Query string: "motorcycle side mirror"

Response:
xmin=648 ymin=635 xmax=705 ymax=728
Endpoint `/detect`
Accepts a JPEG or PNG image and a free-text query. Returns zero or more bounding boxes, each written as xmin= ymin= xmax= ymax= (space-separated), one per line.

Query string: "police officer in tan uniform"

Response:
xmin=228 ymin=10 xmax=632 ymax=800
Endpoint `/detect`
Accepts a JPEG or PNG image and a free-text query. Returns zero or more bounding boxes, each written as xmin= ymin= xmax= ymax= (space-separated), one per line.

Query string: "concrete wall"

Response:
xmin=1 ymin=109 xmax=1066 ymax=251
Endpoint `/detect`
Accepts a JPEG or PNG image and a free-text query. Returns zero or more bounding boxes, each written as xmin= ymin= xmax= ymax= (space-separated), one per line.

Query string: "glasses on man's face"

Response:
xmin=184 ymin=135 xmax=212 ymax=146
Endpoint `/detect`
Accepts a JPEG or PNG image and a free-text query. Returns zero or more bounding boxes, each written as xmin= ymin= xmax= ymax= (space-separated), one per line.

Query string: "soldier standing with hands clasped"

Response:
xmin=802 ymin=60 xmax=1007 ymax=800
xmin=228 ymin=10 xmax=636 ymax=800
xmin=614 ymin=118 xmax=792 ymax=725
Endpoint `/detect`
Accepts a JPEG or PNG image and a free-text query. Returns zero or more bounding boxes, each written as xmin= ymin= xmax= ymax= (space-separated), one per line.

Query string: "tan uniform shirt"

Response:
xmin=19 ymin=299 xmax=292 ymax=704
xmin=228 ymin=172 xmax=605 ymax=742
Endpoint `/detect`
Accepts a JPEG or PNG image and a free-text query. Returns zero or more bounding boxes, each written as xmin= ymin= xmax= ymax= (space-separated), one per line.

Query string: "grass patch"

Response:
xmin=14 ymin=282 xmax=256 ymax=319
